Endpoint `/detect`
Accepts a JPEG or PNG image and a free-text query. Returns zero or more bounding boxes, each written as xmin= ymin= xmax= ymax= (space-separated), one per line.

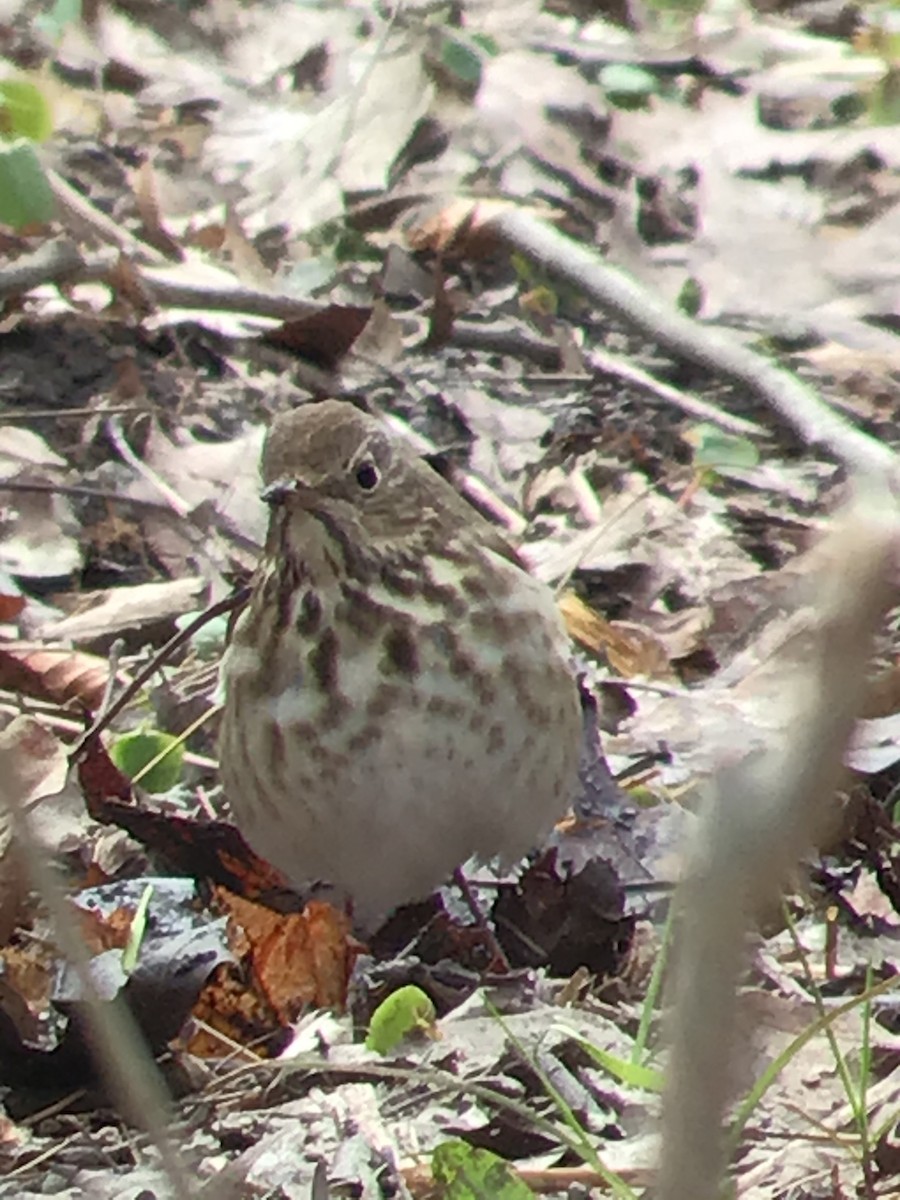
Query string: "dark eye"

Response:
xmin=355 ymin=461 xmax=380 ymax=491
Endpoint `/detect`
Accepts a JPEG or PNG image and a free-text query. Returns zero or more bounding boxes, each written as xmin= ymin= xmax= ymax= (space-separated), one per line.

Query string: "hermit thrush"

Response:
xmin=219 ymin=401 xmax=581 ymax=926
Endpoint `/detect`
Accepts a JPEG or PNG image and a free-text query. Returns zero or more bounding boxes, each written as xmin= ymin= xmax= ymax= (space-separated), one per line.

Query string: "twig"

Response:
xmin=567 ymin=467 xmax=604 ymax=525
xmin=95 ymin=638 xmax=125 ymax=726
xmin=0 ymin=696 xmax=218 ymax=768
xmin=658 ymin=484 xmax=898 ymax=1200
xmin=0 ymin=405 xmax=146 ymax=421
xmin=452 ymin=321 xmax=764 ymax=438
xmin=0 ymin=1133 xmax=81 ymax=1182
xmin=105 ymin=415 xmax=192 ymax=518
xmin=488 ymin=209 xmax=899 ymax=484
xmin=129 ymin=703 xmax=222 ymax=787
xmin=553 ymin=484 xmax=652 ymax=596
xmin=0 ymin=478 xmax=175 ymax=513
xmin=0 ymin=719 xmax=198 ymax=1200
xmin=201 ymin=1053 xmax=638 ymax=1191
xmin=0 ymin=236 xmax=326 ymax=323
xmin=109 ymin=268 xmax=325 ymax=322
xmin=0 ymin=234 xmax=341 ymax=383
xmin=45 ymin=166 xmax=169 ymax=266
xmin=70 ymin=589 xmax=249 ymax=763
xmin=0 ymin=237 xmax=91 ymax=300
xmin=586 ymin=346 xmax=764 ymax=437
xmin=451 ymin=320 xmax=564 ymax=369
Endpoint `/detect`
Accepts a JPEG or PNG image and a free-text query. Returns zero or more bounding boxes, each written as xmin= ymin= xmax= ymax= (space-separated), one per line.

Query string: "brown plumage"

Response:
xmin=219 ymin=400 xmax=581 ymax=925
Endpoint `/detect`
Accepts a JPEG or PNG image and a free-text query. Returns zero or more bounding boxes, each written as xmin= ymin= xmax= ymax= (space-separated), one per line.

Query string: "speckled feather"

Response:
xmin=219 ymin=401 xmax=582 ymax=925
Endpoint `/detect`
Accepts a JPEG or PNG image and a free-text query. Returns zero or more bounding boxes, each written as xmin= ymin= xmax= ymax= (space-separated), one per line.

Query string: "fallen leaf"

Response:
xmin=219 ymin=891 xmax=353 ymax=1021
xmin=0 ymin=644 xmax=122 ymax=712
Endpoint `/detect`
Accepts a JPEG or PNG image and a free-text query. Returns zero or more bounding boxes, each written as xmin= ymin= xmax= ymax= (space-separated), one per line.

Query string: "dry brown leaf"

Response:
xmin=0 ymin=940 xmax=56 ymax=1040
xmin=186 ymin=960 xmax=272 ymax=1058
xmin=75 ymin=900 xmax=134 ymax=955
xmin=405 ymin=197 xmax=523 ymax=256
xmin=37 ymin=578 xmax=206 ymax=644
xmin=0 ymin=644 xmax=119 ymax=712
xmin=265 ymin=305 xmax=373 ymax=369
xmin=220 ymin=891 xmax=352 ymax=1021
xmin=0 ymin=593 xmax=25 ymax=622
xmin=129 ymin=159 xmax=183 ymax=260
xmin=187 ymin=893 xmax=353 ymax=1055
xmin=559 ymin=592 xmax=673 ymax=679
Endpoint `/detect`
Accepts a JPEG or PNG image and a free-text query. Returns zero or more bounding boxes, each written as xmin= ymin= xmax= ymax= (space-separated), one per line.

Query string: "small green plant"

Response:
xmin=855 ymin=6 xmax=900 ymax=125
xmin=35 ymin=0 xmax=82 ymax=43
xmin=726 ymin=904 xmax=900 ymax=1183
xmin=599 ymin=64 xmax=661 ymax=111
xmin=366 ymin=985 xmax=437 ymax=1054
xmin=486 ymin=999 xmax=639 ymax=1200
xmin=110 ymin=727 xmax=185 ymax=793
xmin=684 ymin=423 xmax=760 ymax=475
xmin=121 ymin=884 xmax=154 ymax=975
xmin=558 ymin=897 xmax=900 ymax=1194
xmin=632 ymin=899 xmax=674 ymax=1065
xmin=175 ymin=610 xmax=229 ymax=660
xmin=0 ymin=76 xmax=55 ymax=228
xmin=434 ymin=30 xmax=497 ymax=93
xmin=432 ymin=1139 xmax=536 ymax=1199
xmin=679 ymin=422 xmax=760 ymax=505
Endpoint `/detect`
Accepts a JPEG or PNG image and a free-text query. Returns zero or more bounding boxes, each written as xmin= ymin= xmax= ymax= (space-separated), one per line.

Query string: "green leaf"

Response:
xmin=432 ymin=1140 xmax=536 ymax=1199
xmin=175 ymin=610 xmax=229 ymax=660
xmin=365 ymin=985 xmax=436 ymax=1054
xmin=521 ymin=284 xmax=558 ymax=317
xmin=677 ymin=276 xmax=703 ymax=316
xmin=439 ymin=34 xmax=484 ymax=91
xmin=598 ymin=64 xmax=659 ymax=109
xmin=0 ymin=141 xmax=55 ymax=227
xmin=0 ymin=80 xmax=54 ymax=142
xmin=472 ymin=34 xmax=499 ymax=57
xmin=684 ymin=423 xmax=760 ymax=471
xmin=110 ymin=729 xmax=184 ymax=793
xmin=869 ymin=67 xmax=900 ymax=125
xmin=510 ymin=251 xmax=538 ymax=287
xmin=122 ymin=884 xmax=154 ymax=975
xmin=574 ymin=1038 xmax=665 ymax=1091
xmin=34 ymin=0 xmax=82 ymax=43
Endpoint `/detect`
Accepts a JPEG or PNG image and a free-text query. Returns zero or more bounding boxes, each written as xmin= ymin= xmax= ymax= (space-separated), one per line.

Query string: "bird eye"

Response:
xmin=354 ymin=461 xmax=380 ymax=491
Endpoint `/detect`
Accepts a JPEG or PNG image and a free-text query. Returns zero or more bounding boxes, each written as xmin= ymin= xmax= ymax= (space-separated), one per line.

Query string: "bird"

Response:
xmin=218 ymin=400 xmax=582 ymax=928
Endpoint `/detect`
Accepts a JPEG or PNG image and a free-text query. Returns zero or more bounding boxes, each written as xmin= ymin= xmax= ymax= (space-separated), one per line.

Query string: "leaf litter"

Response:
xmin=0 ymin=0 xmax=897 ymax=1196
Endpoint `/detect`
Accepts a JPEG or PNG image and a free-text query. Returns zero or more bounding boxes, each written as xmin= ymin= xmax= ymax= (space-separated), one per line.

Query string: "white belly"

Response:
xmin=220 ymin=551 xmax=581 ymax=923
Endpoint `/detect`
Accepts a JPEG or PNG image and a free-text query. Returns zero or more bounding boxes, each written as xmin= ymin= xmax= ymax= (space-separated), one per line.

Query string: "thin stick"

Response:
xmin=0 ymin=721 xmax=197 ymax=1200
xmin=489 ymin=209 xmax=899 ymax=485
xmin=105 ymin=416 xmax=192 ymax=519
xmin=658 ymin=486 xmax=898 ymax=1200
xmin=70 ymin=590 xmax=248 ymax=762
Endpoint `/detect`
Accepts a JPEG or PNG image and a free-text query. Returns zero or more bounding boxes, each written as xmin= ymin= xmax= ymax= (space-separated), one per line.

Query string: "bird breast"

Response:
xmin=220 ymin=547 xmax=581 ymax=921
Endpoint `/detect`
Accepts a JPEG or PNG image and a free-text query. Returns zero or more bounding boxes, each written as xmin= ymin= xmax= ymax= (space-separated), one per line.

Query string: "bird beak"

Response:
xmin=260 ymin=478 xmax=298 ymax=506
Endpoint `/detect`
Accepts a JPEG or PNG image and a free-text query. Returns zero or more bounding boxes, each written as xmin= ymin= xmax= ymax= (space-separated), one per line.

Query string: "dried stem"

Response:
xmin=659 ymin=484 xmax=898 ymax=1200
